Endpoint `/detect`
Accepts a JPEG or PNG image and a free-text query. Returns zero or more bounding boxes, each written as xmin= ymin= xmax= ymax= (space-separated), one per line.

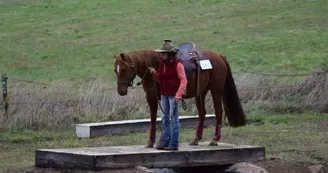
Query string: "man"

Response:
xmin=149 ymin=40 xmax=187 ymax=150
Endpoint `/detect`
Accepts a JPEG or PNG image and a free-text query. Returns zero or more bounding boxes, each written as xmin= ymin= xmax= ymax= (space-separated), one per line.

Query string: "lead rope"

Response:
xmin=136 ymin=67 xmax=165 ymax=115
xmin=138 ymin=67 xmax=186 ymax=116
xmin=136 ymin=68 xmax=150 ymax=87
xmin=152 ymin=75 xmax=165 ymax=115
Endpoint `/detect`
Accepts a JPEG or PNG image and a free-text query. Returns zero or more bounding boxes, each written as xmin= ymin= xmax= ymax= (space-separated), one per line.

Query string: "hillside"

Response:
xmin=0 ymin=0 xmax=327 ymax=83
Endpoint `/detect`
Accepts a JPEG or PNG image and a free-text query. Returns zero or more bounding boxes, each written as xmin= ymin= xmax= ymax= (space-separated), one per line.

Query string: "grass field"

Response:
xmin=1 ymin=0 xmax=328 ymax=172
xmin=1 ymin=113 xmax=327 ymax=171
xmin=1 ymin=0 xmax=327 ymax=82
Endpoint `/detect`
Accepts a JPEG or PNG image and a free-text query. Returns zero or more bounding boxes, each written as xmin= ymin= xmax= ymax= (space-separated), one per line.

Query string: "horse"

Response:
xmin=113 ymin=48 xmax=246 ymax=147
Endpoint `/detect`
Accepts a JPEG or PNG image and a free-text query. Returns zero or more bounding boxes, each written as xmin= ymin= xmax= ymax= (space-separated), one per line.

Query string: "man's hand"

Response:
xmin=175 ymin=97 xmax=182 ymax=104
xmin=148 ymin=67 xmax=157 ymax=74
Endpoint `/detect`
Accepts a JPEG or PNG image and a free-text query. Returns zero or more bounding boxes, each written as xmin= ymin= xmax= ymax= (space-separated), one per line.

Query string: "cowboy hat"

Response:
xmin=154 ymin=39 xmax=179 ymax=53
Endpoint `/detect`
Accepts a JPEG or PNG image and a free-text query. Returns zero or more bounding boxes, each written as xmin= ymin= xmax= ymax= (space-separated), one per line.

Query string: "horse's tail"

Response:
xmin=222 ymin=56 xmax=247 ymax=127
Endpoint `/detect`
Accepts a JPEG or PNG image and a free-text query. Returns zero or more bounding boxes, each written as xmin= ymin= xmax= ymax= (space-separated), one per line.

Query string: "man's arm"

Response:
xmin=175 ymin=62 xmax=187 ymax=99
xmin=153 ymin=71 xmax=160 ymax=83
xmin=149 ymin=67 xmax=160 ymax=83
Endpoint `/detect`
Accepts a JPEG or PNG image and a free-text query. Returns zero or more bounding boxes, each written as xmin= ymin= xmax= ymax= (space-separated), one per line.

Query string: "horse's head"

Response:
xmin=113 ymin=53 xmax=136 ymax=96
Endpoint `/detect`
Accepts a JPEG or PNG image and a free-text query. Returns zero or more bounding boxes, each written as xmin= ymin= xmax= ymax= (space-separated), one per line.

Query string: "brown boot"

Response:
xmin=155 ymin=144 xmax=167 ymax=150
xmin=164 ymin=146 xmax=179 ymax=151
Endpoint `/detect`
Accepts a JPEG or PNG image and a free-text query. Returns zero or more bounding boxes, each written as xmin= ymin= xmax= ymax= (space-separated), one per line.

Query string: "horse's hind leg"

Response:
xmin=189 ymin=90 xmax=208 ymax=146
xmin=209 ymin=89 xmax=223 ymax=146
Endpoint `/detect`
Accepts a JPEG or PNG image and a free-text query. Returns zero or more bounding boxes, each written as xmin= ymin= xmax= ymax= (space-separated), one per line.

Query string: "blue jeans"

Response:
xmin=160 ymin=95 xmax=180 ymax=148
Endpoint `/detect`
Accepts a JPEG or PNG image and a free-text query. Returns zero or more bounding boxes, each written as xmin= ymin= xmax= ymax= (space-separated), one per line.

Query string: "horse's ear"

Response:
xmin=113 ymin=53 xmax=119 ymax=59
xmin=120 ymin=53 xmax=127 ymax=61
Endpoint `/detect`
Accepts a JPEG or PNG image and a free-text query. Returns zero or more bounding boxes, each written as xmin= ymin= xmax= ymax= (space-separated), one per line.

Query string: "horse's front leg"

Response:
xmin=145 ymin=93 xmax=158 ymax=148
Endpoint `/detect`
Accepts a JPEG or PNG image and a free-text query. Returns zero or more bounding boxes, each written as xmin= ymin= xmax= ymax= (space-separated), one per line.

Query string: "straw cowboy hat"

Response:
xmin=154 ymin=39 xmax=179 ymax=53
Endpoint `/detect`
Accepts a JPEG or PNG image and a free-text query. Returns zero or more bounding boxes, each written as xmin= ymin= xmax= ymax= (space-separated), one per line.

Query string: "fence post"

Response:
xmin=1 ymin=73 xmax=8 ymax=116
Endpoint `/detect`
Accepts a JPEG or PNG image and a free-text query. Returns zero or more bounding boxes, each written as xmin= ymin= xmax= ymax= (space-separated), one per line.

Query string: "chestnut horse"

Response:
xmin=113 ymin=49 xmax=246 ymax=147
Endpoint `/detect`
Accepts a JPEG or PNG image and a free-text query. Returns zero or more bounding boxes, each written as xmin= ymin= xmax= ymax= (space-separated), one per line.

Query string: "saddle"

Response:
xmin=177 ymin=42 xmax=209 ymax=79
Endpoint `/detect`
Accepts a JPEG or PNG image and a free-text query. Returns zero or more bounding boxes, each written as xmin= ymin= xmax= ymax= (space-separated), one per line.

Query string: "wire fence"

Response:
xmin=1 ymin=69 xmax=328 ymax=107
xmin=239 ymin=70 xmax=318 ymax=77
xmin=1 ymin=69 xmax=327 ymax=130
xmin=8 ymin=70 xmax=324 ymax=86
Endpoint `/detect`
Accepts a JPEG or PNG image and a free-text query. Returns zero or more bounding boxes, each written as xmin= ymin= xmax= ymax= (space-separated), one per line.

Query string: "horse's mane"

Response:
xmin=124 ymin=49 xmax=163 ymax=68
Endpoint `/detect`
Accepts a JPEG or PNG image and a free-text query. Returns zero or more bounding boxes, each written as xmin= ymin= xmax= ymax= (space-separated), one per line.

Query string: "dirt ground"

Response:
xmin=254 ymin=159 xmax=327 ymax=173
xmin=2 ymin=159 xmax=327 ymax=173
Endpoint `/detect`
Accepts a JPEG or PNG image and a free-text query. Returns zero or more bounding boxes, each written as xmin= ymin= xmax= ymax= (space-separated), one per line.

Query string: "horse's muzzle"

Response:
xmin=118 ymin=89 xmax=127 ymax=96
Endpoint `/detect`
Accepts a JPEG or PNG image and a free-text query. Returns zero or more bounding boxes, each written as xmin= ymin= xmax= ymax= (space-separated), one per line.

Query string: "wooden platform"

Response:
xmin=76 ymin=114 xmax=216 ymax=138
xmin=35 ymin=142 xmax=265 ymax=171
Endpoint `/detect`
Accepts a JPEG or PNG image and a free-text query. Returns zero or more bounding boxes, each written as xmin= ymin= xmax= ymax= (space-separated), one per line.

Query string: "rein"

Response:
xmin=135 ymin=68 xmax=149 ymax=87
xmin=136 ymin=67 xmax=187 ymax=114
xmin=135 ymin=68 xmax=166 ymax=115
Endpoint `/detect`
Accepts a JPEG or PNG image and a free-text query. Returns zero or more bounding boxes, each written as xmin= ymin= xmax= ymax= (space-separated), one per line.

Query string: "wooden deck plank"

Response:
xmin=35 ymin=142 xmax=265 ymax=170
xmin=76 ymin=114 xmax=216 ymax=138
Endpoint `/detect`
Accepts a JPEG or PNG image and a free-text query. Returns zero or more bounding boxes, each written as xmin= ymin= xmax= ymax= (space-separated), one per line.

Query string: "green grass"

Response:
xmin=0 ymin=0 xmax=327 ymax=82
xmin=0 ymin=113 xmax=327 ymax=171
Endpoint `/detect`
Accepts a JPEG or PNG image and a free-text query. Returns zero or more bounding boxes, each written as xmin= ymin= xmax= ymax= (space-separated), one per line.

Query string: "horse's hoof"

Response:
xmin=145 ymin=142 xmax=154 ymax=148
xmin=189 ymin=136 xmax=201 ymax=146
xmin=209 ymin=140 xmax=218 ymax=146
xmin=189 ymin=140 xmax=198 ymax=146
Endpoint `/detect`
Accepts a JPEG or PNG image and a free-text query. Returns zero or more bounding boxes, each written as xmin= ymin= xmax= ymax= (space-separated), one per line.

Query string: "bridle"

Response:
xmin=116 ymin=56 xmax=137 ymax=88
